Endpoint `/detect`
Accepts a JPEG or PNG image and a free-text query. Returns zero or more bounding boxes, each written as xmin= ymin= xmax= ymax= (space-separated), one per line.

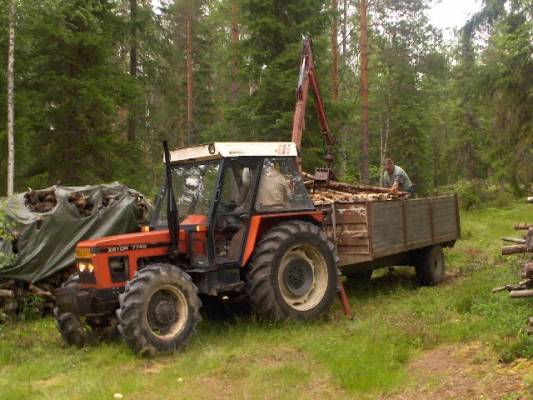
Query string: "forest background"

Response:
xmin=0 ymin=0 xmax=531 ymax=199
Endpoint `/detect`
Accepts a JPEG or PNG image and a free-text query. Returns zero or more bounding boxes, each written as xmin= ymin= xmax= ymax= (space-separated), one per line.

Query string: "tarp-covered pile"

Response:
xmin=0 ymin=183 xmax=152 ymax=283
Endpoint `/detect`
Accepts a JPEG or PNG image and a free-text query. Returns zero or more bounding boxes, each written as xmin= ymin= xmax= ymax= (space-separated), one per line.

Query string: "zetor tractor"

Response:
xmin=55 ymin=141 xmax=339 ymax=355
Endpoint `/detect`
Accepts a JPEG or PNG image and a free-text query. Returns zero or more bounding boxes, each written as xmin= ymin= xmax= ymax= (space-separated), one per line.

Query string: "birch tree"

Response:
xmin=6 ymin=0 xmax=16 ymax=196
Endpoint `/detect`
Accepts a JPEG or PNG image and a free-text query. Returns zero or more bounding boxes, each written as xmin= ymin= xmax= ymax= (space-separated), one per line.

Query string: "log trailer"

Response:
xmin=54 ymin=39 xmax=460 ymax=355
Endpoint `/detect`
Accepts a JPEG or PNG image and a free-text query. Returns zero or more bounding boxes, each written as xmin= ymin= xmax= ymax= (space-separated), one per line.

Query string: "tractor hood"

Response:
xmin=75 ymin=215 xmax=208 ymax=254
xmin=77 ymin=229 xmax=171 ymax=250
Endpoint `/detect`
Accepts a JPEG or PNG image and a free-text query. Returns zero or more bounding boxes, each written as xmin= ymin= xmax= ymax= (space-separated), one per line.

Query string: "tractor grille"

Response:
xmin=109 ymin=257 xmax=128 ymax=282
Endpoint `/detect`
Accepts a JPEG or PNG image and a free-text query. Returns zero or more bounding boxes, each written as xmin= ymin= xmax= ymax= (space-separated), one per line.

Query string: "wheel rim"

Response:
xmin=145 ymin=285 xmax=188 ymax=340
xmin=277 ymin=244 xmax=329 ymax=311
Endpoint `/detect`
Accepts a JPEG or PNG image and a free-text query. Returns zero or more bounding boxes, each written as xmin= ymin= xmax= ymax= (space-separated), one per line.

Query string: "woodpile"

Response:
xmin=493 ymin=196 xmax=533 ymax=334
xmin=23 ymin=188 xmax=132 ymax=217
xmin=309 ymin=187 xmax=402 ymax=204
xmin=68 ymin=192 xmax=94 ymax=217
xmin=303 ymin=172 xmax=408 ymax=205
xmin=0 ymin=274 xmax=65 ymax=320
xmin=24 ymin=188 xmax=57 ymax=212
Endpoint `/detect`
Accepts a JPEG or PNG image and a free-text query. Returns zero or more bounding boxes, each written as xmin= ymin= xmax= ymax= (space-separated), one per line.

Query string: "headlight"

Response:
xmin=77 ymin=259 xmax=94 ymax=273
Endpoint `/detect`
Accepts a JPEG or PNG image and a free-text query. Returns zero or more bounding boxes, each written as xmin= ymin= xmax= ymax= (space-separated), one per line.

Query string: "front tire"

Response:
xmin=246 ymin=221 xmax=337 ymax=321
xmin=117 ymin=264 xmax=201 ymax=355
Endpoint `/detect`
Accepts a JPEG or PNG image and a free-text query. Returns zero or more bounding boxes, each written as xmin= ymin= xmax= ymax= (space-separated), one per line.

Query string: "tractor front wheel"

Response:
xmin=246 ymin=221 xmax=337 ymax=321
xmin=117 ymin=264 xmax=201 ymax=355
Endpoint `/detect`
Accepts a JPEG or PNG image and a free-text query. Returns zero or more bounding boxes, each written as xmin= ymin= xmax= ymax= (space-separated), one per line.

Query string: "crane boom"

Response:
xmin=291 ymin=37 xmax=335 ymax=174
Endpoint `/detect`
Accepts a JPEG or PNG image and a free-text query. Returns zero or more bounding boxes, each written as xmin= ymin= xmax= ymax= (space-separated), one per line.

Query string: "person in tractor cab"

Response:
xmin=255 ymin=159 xmax=290 ymax=210
xmin=383 ymin=158 xmax=416 ymax=197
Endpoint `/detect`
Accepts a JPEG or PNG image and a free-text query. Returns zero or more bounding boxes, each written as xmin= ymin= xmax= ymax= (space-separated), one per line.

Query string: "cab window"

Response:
xmin=255 ymin=158 xmax=314 ymax=212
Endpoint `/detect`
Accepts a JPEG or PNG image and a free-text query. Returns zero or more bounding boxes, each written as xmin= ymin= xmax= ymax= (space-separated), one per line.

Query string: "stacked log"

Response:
xmin=68 ymin=192 xmax=94 ymax=217
xmin=494 ymin=197 xmax=533 ymax=334
xmin=0 ymin=274 xmax=66 ymax=320
xmin=303 ymin=172 xmax=408 ymax=205
xmin=309 ymin=188 xmax=402 ymax=204
xmin=24 ymin=189 xmax=57 ymax=212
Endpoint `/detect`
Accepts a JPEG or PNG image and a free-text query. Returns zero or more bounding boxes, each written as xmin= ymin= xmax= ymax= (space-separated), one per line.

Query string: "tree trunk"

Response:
xmin=331 ymin=0 xmax=339 ymax=101
xmin=6 ymin=0 xmax=16 ymax=196
xmin=359 ymin=0 xmax=369 ymax=184
xmin=342 ymin=0 xmax=347 ymax=71
xmin=186 ymin=14 xmax=194 ymax=146
xmin=127 ymin=0 xmax=138 ymax=142
xmin=231 ymin=0 xmax=239 ymax=104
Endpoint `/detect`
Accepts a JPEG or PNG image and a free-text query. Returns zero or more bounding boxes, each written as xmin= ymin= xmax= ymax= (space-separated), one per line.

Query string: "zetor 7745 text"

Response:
xmin=55 ymin=142 xmax=341 ymax=355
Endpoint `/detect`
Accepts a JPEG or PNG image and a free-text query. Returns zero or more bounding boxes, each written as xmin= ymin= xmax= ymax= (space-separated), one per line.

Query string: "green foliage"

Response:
xmin=17 ymin=293 xmax=44 ymax=321
xmin=0 ymin=0 xmax=531 ymax=196
xmin=0 ymin=201 xmax=14 ymax=267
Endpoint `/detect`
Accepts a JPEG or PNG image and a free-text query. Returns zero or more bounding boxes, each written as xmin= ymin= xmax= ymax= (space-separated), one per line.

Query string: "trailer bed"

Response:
xmin=315 ymin=195 xmax=460 ymax=268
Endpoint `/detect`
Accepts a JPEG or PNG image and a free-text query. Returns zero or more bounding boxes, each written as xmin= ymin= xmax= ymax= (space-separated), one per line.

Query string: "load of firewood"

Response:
xmin=492 ymin=196 xmax=533 ymax=334
xmin=303 ymin=172 xmax=408 ymax=205
xmin=309 ymin=187 xmax=402 ymax=204
xmin=24 ymin=188 xmax=57 ymax=213
xmin=24 ymin=188 xmax=128 ymax=218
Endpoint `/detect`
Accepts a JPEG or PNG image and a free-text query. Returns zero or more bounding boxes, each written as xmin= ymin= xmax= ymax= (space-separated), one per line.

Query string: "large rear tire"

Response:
xmin=415 ymin=245 xmax=445 ymax=285
xmin=246 ymin=221 xmax=337 ymax=321
xmin=117 ymin=264 xmax=201 ymax=356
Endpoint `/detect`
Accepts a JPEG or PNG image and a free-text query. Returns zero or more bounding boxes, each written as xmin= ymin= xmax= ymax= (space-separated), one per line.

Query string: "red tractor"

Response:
xmin=55 ymin=142 xmax=339 ymax=354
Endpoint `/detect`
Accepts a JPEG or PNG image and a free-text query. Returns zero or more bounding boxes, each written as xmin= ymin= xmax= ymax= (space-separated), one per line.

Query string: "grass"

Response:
xmin=0 ymin=203 xmax=532 ymax=399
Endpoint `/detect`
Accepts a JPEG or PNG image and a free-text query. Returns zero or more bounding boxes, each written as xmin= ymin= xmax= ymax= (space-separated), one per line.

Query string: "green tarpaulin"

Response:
xmin=0 ymin=183 xmax=151 ymax=283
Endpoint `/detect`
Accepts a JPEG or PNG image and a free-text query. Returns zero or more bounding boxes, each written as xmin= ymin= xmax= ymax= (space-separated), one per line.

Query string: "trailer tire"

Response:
xmin=117 ymin=264 xmax=201 ymax=356
xmin=415 ymin=245 xmax=445 ymax=285
xmin=54 ymin=274 xmax=91 ymax=347
xmin=246 ymin=221 xmax=337 ymax=321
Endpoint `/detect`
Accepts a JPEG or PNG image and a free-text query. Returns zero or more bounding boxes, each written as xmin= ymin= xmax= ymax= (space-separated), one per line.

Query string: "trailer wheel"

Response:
xmin=54 ymin=274 xmax=90 ymax=347
xmin=117 ymin=264 xmax=201 ymax=356
xmin=415 ymin=245 xmax=445 ymax=285
xmin=246 ymin=221 xmax=337 ymax=321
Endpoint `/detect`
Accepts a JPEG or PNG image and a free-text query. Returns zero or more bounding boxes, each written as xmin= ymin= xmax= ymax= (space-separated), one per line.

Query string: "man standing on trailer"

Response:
xmin=382 ymin=158 xmax=415 ymax=197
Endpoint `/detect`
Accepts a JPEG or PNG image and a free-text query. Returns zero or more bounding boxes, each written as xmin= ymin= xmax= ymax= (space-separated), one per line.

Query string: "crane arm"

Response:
xmin=291 ymin=37 xmax=335 ymax=173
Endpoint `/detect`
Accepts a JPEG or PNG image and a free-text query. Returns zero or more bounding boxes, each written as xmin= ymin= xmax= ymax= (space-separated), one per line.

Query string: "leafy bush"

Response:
xmin=443 ymin=180 xmax=482 ymax=210
xmin=0 ymin=201 xmax=14 ymax=267
xmin=489 ymin=190 xmax=515 ymax=209
xmin=435 ymin=180 xmax=517 ymax=210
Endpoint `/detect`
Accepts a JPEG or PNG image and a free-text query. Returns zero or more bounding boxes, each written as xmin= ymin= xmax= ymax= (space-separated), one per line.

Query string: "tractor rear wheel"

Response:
xmin=54 ymin=274 xmax=90 ymax=347
xmin=117 ymin=264 xmax=201 ymax=355
xmin=415 ymin=245 xmax=445 ymax=285
xmin=246 ymin=221 xmax=337 ymax=321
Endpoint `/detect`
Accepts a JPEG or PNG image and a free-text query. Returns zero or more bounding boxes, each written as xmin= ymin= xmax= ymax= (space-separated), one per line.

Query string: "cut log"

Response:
xmin=29 ymin=284 xmax=55 ymax=301
xmin=510 ymin=289 xmax=533 ymax=298
xmin=502 ymin=245 xmax=529 ymax=255
xmin=0 ymin=289 xmax=14 ymax=299
xmin=514 ymin=223 xmax=533 ymax=231
xmin=302 ymin=171 xmax=407 ymax=196
xmin=0 ymin=279 xmax=15 ymax=289
xmin=502 ymin=237 xmax=525 ymax=244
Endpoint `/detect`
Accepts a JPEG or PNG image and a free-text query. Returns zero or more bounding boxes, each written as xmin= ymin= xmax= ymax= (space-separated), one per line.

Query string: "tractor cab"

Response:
xmin=150 ymin=142 xmax=315 ymax=269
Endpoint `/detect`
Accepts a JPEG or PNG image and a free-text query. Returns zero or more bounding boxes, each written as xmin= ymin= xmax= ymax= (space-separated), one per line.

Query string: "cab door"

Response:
xmin=212 ymin=158 xmax=259 ymax=264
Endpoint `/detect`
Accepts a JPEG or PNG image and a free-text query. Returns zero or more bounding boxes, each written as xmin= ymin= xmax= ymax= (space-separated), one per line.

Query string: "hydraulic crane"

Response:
xmin=291 ymin=37 xmax=336 ymax=181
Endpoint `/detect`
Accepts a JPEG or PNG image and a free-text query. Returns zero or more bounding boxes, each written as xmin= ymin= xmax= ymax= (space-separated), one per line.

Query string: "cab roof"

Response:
xmin=168 ymin=142 xmax=297 ymax=163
